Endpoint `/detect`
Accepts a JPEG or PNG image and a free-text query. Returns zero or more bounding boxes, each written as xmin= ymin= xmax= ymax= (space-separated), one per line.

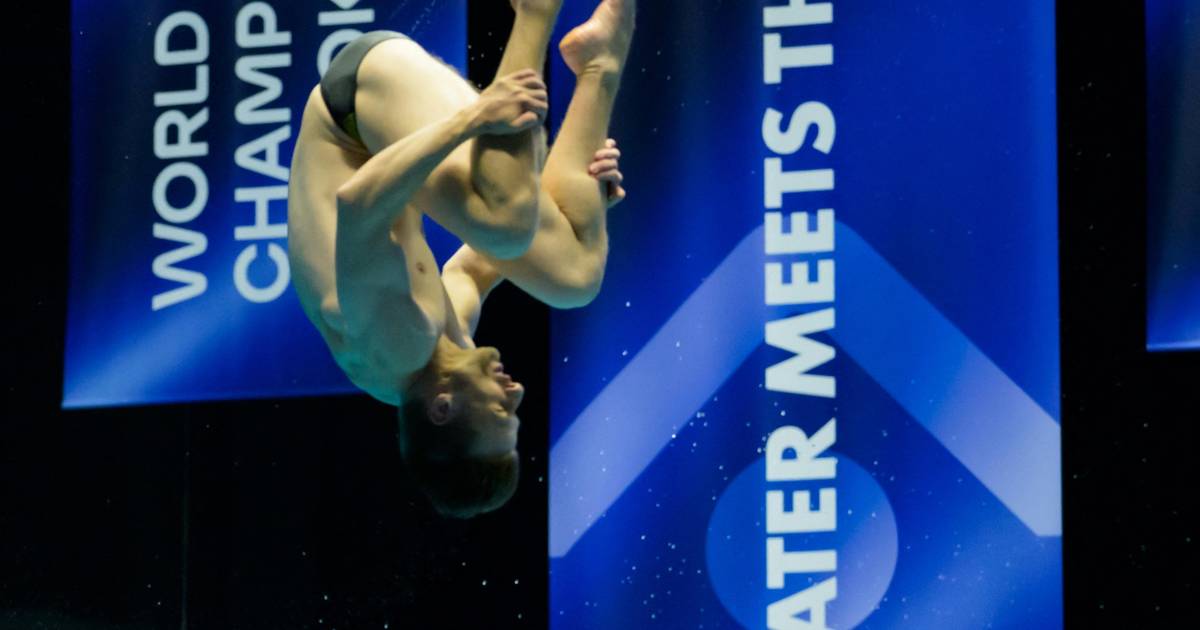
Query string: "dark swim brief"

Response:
xmin=320 ymin=30 xmax=411 ymax=146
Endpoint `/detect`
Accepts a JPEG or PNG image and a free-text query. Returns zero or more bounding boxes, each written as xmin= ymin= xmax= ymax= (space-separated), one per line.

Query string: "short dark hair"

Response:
xmin=397 ymin=395 xmax=520 ymax=519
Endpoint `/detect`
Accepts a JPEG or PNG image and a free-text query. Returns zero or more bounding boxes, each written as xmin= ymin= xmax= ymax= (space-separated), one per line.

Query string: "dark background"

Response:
xmin=2 ymin=3 xmax=550 ymax=630
xmin=1 ymin=1 xmax=1196 ymax=629
xmin=1057 ymin=0 xmax=1199 ymax=625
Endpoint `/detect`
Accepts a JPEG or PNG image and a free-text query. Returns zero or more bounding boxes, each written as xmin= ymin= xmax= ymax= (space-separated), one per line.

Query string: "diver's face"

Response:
xmin=444 ymin=346 xmax=525 ymax=458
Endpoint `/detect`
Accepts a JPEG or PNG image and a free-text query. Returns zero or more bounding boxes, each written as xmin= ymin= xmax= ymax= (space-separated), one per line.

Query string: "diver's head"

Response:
xmin=397 ymin=342 xmax=525 ymax=519
xmin=429 ymin=344 xmax=525 ymax=456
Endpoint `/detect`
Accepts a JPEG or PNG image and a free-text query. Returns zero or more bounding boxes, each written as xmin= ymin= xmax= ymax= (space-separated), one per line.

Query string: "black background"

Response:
xmin=1 ymin=1 xmax=1196 ymax=629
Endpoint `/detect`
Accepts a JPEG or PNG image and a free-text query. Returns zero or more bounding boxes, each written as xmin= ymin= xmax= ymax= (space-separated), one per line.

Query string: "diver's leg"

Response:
xmin=469 ymin=2 xmax=562 ymax=237
xmin=351 ymin=38 xmax=518 ymax=254
xmin=474 ymin=0 xmax=637 ymax=308
xmin=542 ymin=0 xmax=635 ymax=250
xmin=353 ymin=38 xmax=478 ymax=151
xmin=351 ymin=17 xmax=557 ymax=260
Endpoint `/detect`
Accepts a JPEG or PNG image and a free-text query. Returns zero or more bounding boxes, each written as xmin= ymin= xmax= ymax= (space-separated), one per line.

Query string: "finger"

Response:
xmin=513 ymin=71 xmax=542 ymax=86
xmin=521 ymin=93 xmax=548 ymax=112
xmin=524 ymin=94 xmax=549 ymax=110
xmin=526 ymin=100 xmax=548 ymax=121
xmin=588 ymin=158 xmax=619 ymax=173
xmin=523 ymin=88 xmax=547 ymax=105
xmin=521 ymin=76 xmax=547 ymax=90
xmin=606 ymin=182 xmax=626 ymax=207
xmin=593 ymin=148 xmax=621 ymax=160
xmin=596 ymin=170 xmax=624 ymax=184
xmin=607 ymin=138 xmax=617 ymax=148
xmin=592 ymin=161 xmax=622 ymax=176
xmin=590 ymin=161 xmax=619 ymax=175
xmin=511 ymin=111 xmax=540 ymax=132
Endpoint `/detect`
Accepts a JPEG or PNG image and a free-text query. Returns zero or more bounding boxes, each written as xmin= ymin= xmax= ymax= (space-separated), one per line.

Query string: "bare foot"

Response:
xmin=559 ymin=0 xmax=636 ymax=76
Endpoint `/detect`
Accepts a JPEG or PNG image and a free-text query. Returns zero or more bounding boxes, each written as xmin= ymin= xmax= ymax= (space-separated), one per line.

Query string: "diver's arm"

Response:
xmin=337 ymin=72 xmax=548 ymax=223
xmin=336 ymin=108 xmax=478 ymax=225
xmin=451 ymin=140 xmax=626 ymax=310
xmin=442 ymin=244 xmax=504 ymax=337
xmin=333 ymin=111 xmax=482 ymax=374
xmin=332 ymin=88 xmax=534 ymax=351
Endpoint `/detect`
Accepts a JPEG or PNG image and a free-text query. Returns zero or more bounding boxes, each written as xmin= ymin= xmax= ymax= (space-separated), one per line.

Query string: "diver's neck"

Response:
xmin=421 ymin=335 xmax=472 ymax=380
xmin=399 ymin=336 xmax=462 ymax=396
xmin=437 ymin=333 xmax=474 ymax=355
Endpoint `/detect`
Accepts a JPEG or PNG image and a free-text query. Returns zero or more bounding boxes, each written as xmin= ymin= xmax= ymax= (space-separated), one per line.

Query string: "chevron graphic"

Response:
xmin=549 ymin=223 xmax=1061 ymax=558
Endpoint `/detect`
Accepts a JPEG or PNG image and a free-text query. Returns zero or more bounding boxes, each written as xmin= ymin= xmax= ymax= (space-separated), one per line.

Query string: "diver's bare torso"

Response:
xmin=288 ymin=3 xmax=632 ymax=402
xmin=287 ymin=85 xmax=473 ymax=405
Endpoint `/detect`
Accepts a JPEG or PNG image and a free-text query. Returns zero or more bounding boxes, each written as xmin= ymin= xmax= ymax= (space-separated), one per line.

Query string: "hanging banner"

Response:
xmin=1146 ymin=0 xmax=1200 ymax=351
xmin=549 ymin=1 xmax=1061 ymax=628
xmin=64 ymin=0 xmax=466 ymax=408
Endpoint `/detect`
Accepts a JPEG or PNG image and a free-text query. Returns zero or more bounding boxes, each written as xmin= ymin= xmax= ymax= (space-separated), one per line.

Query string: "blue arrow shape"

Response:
xmin=550 ymin=222 xmax=1061 ymax=558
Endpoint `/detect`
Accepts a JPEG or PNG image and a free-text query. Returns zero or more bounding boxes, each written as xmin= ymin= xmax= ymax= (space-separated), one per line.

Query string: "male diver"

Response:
xmin=287 ymin=0 xmax=635 ymax=518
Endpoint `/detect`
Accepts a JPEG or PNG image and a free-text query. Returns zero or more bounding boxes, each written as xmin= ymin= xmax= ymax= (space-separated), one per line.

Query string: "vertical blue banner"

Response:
xmin=1146 ymin=0 xmax=1200 ymax=351
xmin=65 ymin=1 xmax=465 ymax=407
xmin=549 ymin=2 xmax=1060 ymax=628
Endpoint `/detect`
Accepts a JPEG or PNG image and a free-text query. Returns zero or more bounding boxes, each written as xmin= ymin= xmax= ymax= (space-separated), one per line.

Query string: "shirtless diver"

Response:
xmin=287 ymin=0 xmax=635 ymax=518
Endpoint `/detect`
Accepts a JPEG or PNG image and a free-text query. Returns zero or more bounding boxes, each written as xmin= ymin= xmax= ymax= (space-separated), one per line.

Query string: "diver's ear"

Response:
xmin=429 ymin=392 xmax=453 ymax=425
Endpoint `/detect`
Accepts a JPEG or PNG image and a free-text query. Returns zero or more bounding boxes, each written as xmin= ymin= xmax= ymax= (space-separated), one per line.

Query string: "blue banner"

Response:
xmin=64 ymin=1 xmax=465 ymax=408
xmin=549 ymin=2 xmax=1061 ymax=628
xmin=1146 ymin=0 xmax=1200 ymax=351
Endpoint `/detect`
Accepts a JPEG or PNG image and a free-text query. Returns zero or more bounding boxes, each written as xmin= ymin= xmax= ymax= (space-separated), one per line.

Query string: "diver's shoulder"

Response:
xmin=333 ymin=345 xmax=413 ymax=407
xmin=335 ymin=307 xmax=438 ymax=405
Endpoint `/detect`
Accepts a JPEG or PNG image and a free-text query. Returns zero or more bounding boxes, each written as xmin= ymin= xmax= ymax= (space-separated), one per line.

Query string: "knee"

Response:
xmin=558 ymin=283 xmax=601 ymax=310
xmin=550 ymin=259 xmax=604 ymax=310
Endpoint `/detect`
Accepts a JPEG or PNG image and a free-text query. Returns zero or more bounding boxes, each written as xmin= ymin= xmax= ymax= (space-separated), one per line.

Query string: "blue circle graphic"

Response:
xmin=705 ymin=451 xmax=898 ymax=629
